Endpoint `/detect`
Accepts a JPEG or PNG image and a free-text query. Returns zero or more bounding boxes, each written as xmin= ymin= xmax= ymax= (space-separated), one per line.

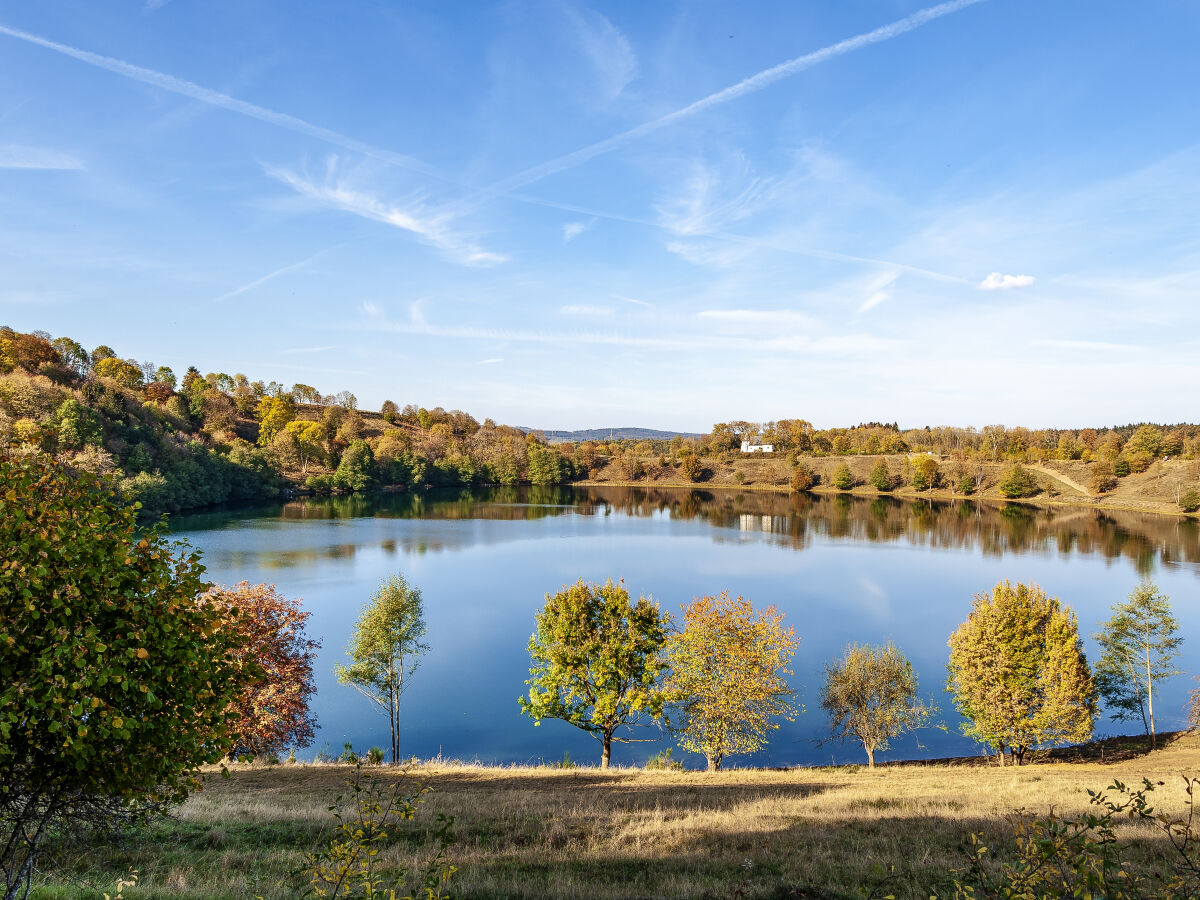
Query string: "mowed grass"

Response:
xmin=33 ymin=731 xmax=1200 ymax=899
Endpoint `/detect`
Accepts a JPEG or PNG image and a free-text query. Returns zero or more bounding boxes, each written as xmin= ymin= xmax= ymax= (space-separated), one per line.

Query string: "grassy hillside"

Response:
xmin=33 ymin=732 xmax=1200 ymax=899
xmin=583 ymin=452 xmax=1200 ymax=518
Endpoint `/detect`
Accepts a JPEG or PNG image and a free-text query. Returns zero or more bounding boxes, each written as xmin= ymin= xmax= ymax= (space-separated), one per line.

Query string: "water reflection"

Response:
xmin=170 ymin=486 xmax=1200 ymax=768
xmin=175 ymin=486 xmax=1200 ymax=575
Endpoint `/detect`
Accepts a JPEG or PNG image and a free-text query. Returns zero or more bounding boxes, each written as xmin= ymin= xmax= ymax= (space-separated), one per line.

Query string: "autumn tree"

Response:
xmin=680 ymin=452 xmax=704 ymax=482
xmin=910 ymin=456 xmax=940 ymax=492
xmin=335 ymin=574 xmax=429 ymax=765
xmin=1093 ymin=582 xmax=1183 ymax=748
xmin=520 ymin=580 xmax=669 ymax=768
xmin=256 ymin=395 xmax=297 ymax=446
xmin=207 ymin=582 xmax=321 ymax=759
xmin=93 ymin=356 xmax=144 ymax=389
xmin=664 ymin=592 xmax=798 ymax=771
xmin=0 ymin=453 xmax=246 ymax=899
xmin=821 ymin=642 xmax=933 ymax=768
xmin=947 ymin=581 xmax=1097 ymax=765
xmin=791 ymin=464 xmax=816 ymax=492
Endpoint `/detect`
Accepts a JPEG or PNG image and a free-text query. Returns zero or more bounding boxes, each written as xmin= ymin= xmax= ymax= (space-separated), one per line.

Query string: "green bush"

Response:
xmin=951 ymin=777 xmax=1200 ymax=898
xmin=957 ymin=474 xmax=976 ymax=496
xmin=832 ymin=463 xmax=853 ymax=491
xmin=998 ymin=464 xmax=1039 ymax=498
xmin=1180 ymin=488 xmax=1200 ymax=513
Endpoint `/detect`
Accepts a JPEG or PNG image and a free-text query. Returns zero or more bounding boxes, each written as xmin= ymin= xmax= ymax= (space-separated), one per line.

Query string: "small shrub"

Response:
xmin=300 ymin=763 xmax=455 ymax=900
xmin=365 ymin=746 xmax=386 ymax=766
xmin=732 ymin=469 xmax=746 ymax=484
xmin=951 ymin=777 xmax=1200 ymax=898
xmin=339 ymin=741 xmax=359 ymax=764
xmin=680 ymin=453 xmax=704 ymax=482
xmin=957 ymin=474 xmax=976 ymax=496
xmin=1180 ymin=488 xmax=1200 ymax=513
xmin=643 ymin=748 xmax=683 ymax=771
xmin=556 ymin=750 xmax=574 ymax=770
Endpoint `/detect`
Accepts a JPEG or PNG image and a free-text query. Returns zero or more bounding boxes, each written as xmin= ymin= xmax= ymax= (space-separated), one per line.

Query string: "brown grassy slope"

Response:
xmin=583 ymin=454 xmax=1200 ymax=518
xmin=38 ymin=733 xmax=1200 ymax=900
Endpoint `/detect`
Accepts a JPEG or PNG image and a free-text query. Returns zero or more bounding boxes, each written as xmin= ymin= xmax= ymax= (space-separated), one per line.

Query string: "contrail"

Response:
xmin=213 ymin=247 xmax=334 ymax=303
xmin=492 ymin=0 xmax=991 ymax=191
xmin=0 ymin=21 xmax=443 ymax=182
xmin=0 ymin=5 xmax=986 ymax=284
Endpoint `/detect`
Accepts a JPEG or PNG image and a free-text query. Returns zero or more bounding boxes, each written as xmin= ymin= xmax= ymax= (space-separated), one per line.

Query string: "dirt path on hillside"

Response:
xmin=1029 ymin=464 xmax=1090 ymax=496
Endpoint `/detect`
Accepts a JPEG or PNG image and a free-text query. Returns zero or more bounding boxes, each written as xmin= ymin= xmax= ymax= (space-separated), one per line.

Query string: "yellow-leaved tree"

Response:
xmin=947 ymin=581 xmax=1097 ymax=765
xmin=664 ymin=593 xmax=798 ymax=771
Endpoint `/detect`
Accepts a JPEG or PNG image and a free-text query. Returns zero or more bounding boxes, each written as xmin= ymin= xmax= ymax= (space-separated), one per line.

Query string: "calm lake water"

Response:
xmin=170 ymin=486 xmax=1200 ymax=768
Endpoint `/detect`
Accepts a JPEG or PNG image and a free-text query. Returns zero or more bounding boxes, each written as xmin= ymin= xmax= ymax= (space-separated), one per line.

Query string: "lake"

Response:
xmin=170 ymin=486 xmax=1200 ymax=768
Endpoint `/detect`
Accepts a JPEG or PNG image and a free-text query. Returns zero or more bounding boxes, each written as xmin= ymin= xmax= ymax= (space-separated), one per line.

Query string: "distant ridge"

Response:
xmin=518 ymin=426 xmax=704 ymax=443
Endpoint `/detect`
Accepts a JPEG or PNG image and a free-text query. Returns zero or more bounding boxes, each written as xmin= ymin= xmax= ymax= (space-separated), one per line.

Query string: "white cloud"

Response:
xmin=562 ymin=219 xmax=592 ymax=242
xmin=213 ymin=248 xmax=329 ymax=303
xmin=560 ymin=304 xmax=613 ymax=316
xmin=856 ymin=272 xmax=900 ymax=313
xmin=479 ymin=358 xmax=504 ymax=365
xmin=0 ymin=144 xmax=83 ymax=170
xmin=980 ymin=272 xmax=1035 ymax=290
xmin=265 ymin=162 xmax=507 ymax=267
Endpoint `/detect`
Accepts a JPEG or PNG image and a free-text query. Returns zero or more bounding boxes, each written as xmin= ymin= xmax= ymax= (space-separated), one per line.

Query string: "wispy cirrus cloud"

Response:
xmin=980 ymin=272 xmax=1035 ymax=290
xmin=479 ymin=357 xmax=504 ymax=365
xmin=560 ymin=4 xmax=637 ymax=103
xmin=0 ymin=143 xmax=83 ymax=170
xmin=492 ymin=0 xmax=990 ymax=191
xmin=0 ymin=22 xmax=442 ymax=181
xmin=266 ymin=161 xmax=507 ymax=267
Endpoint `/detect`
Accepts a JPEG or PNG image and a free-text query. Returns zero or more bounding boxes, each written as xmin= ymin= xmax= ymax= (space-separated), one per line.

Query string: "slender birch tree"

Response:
xmin=336 ymin=574 xmax=429 ymax=764
xmin=1093 ymin=582 xmax=1183 ymax=748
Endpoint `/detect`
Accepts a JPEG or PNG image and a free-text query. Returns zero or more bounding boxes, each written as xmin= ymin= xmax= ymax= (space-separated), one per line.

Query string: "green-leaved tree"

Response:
xmin=0 ymin=453 xmax=246 ymax=899
xmin=1093 ymin=582 xmax=1183 ymax=748
xmin=519 ymin=580 xmax=669 ymax=768
xmin=821 ymin=642 xmax=933 ymax=768
xmin=336 ymin=574 xmax=429 ymax=764
xmin=947 ymin=581 xmax=1097 ymax=765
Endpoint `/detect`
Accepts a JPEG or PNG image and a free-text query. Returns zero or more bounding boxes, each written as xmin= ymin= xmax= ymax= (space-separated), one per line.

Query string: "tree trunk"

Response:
xmin=600 ymin=734 xmax=611 ymax=769
xmin=1147 ymin=645 xmax=1156 ymax=750
xmin=706 ymin=754 xmax=721 ymax=772
xmin=866 ymin=746 xmax=875 ymax=769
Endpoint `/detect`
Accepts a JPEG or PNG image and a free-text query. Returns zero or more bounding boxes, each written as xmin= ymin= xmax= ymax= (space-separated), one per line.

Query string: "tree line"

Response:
xmin=5 ymin=326 xmax=1199 ymax=514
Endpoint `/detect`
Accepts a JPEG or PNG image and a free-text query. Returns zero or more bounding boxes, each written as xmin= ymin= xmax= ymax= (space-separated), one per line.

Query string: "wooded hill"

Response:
xmin=2 ymin=325 xmax=1197 ymax=515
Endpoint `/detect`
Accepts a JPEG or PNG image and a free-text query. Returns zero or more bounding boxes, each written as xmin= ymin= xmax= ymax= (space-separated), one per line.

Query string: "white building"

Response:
xmin=740 ymin=440 xmax=774 ymax=453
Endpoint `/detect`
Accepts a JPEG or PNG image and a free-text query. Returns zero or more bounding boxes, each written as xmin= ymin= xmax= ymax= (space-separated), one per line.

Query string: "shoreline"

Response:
xmin=571 ymin=477 xmax=1200 ymax=520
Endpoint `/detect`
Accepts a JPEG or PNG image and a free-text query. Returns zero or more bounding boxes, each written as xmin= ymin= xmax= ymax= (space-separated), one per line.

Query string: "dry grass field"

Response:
xmin=32 ymin=731 xmax=1200 ymax=899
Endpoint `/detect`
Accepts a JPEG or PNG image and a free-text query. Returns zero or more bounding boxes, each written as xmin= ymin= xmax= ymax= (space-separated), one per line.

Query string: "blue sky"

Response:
xmin=2 ymin=1 xmax=1197 ymax=431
